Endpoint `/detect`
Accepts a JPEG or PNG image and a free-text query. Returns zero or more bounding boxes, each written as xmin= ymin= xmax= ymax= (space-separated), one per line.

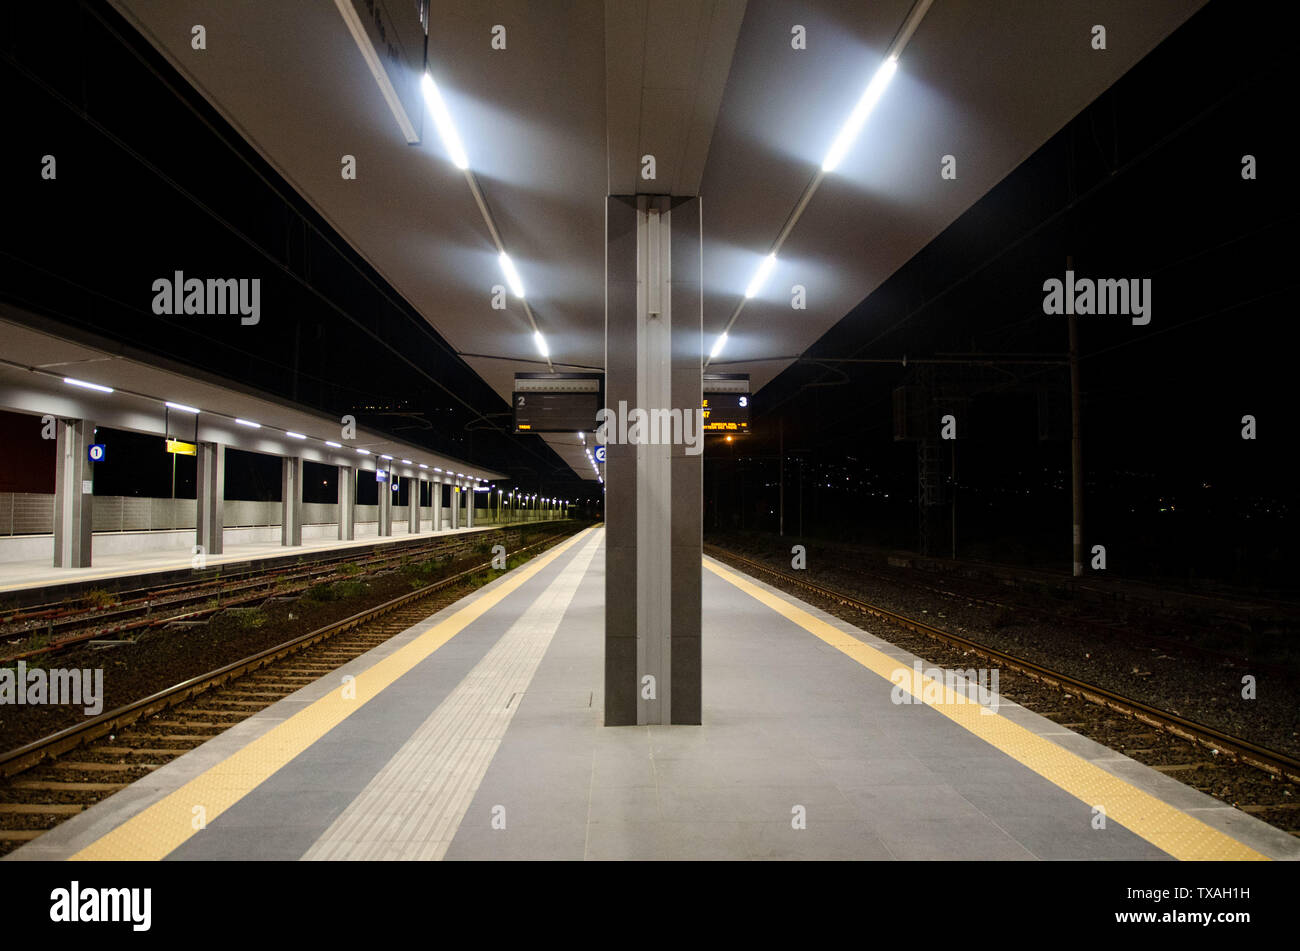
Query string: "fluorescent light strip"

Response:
xmin=499 ymin=252 xmax=525 ymax=298
xmin=821 ymin=56 xmax=898 ymax=173
xmin=533 ymin=331 xmax=549 ymax=358
xmin=64 ymin=377 xmax=114 ymax=394
xmin=710 ymin=332 xmax=728 ymax=360
xmin=416 ymin=63 xmax=553 ymax=370
xmin=744 ymin=253 xmax=777 ymax=299
xmin=706 ymin=2 xmax=931 ymax=371
xmin=285 ymin=432 xmax=307 ymax=440
xmin=165 ymin=401 xmax=199 ymax=414
xmin=420 ymin=72 xmax=469 ymax=170
xmin=356 ymin=448 xmax=371 ymax=455
xmin=326 ymin=441 xmax=342 ymax=448
xmin=235 ymin=418 xmax=261 ymax=428
xmin=380 ymin=454 xmax=394 ymax=460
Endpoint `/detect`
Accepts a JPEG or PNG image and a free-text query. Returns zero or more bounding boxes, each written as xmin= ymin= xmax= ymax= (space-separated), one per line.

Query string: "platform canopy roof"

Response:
xmin=109 ymin=0 xmax=1204 ymax=477
xmin=0 ymin=312 xmax=506 ymax=485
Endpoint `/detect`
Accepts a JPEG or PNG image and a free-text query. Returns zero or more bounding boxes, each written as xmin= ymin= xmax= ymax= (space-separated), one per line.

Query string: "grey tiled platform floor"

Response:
xmin=13 ymin=535 xmax=1298 ymax=861
xmin=447 ymin=546 xmax=1170 ymax=860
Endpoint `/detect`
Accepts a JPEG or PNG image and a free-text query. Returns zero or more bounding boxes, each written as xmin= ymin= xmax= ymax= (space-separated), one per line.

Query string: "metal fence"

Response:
xmin=0 ymin=493 xmax=561 ymax=536
xmin=0 ymin=494 xmax=342 ymax=535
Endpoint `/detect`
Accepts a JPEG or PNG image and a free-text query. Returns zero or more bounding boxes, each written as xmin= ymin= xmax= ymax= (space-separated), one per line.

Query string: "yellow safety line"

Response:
xmin=71 ymin=527 xmax=598 ymax=861
xmin=705 ymin=559 xmax=1267 ymax=861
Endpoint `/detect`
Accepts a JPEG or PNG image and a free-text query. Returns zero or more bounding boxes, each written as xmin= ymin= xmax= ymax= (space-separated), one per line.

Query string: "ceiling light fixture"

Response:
xmin=165 ymin=401 xmax=199 ymax=414
xmin=418 ymin=58 xmax=554 ymax=372
xmin=499 ymin=252 xmax=525 ymax=299
xmin=420 ymin=72 xmax=469 ymax=169
xmin=820 ymin=56 xmax=898 ymax=173
xmin=709 ymin=333 xmax=728 ymax=360
xmin=235 ymin=418 xmax=261 ymax=428
xmin=285 ymin=432 xmax=307 ymax=439
xmin=744 ymin=253 xmax=777 ymax=299
xmin=704 ymin=1 xmax=931 ymax=371
xmin=533 ymin=331 xmax=549 ymax=358
xmin=64 ymin=377 xmax=113 ymax=394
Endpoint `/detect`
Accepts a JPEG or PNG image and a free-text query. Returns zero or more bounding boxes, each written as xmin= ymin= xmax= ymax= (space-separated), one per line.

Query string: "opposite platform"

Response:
xmin=8 ymin=526 xmax=1296 ymax=861
xmin=0 ymin=521 xmax=529 ymax=601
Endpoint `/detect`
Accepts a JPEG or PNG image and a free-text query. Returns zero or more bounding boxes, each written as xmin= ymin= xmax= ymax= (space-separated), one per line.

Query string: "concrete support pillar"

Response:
xmin=408 ymin=477 xmax=420 ymax=534
xmin=337 ymin=465 xmax=355 ymax=540
xmin=53 ymin=418 xmax=94 ymax=568
xmin=378 ymin=471 xmax=392 ymax=536
xmin=281 ymin=456 xmax=303 ymax=546
xmin=196 ymin=441 xmax=224 ymax=557
xmin=467 ymin=485 xmax=475 ymax=528
xmin=605 ymin=194 xmax=703 ymax=726
xmin=451 ymin=485 xmax=460 ymax=530
xmin=433 ymin=478 xmax=444 ymax=531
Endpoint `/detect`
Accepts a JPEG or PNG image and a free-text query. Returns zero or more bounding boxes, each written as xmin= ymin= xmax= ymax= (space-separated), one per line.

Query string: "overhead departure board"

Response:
xmin=513 ymin=373 xmax=602 ymax=433
xmin=703 ymin=373 xmax=751 ymax=434
xmin=702 ymin=392 xmax=750 ymax=433
xmin=513 ymin=391 xmax=600 ymax=433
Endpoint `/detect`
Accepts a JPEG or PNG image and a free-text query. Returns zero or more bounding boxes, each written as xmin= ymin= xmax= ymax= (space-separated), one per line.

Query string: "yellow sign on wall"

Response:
xmin=166 ymin=439 xmax=197 ymax=456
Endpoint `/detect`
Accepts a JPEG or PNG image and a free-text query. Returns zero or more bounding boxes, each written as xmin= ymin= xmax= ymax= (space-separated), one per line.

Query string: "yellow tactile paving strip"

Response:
xmin=70 ymin=527 xmax=598 ymax=861
xmin=706 ymin=559 xmax=1268 ymax=861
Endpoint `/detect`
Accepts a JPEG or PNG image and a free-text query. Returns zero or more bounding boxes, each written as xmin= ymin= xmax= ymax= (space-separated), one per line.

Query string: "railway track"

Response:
xmin=0 ymin=523 xmax=563 ymax=664
xmin=705 ymin=544 xmax=1300 ymax=793
xmin=825 ymin=554 xmax=1294 ymax=678
xmin=0 ymin=530 xmax=574 ymax=855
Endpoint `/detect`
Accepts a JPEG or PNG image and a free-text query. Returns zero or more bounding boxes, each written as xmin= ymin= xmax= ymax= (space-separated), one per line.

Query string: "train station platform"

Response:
xmin=0 ymin=520 xmax=550 ymax=604
xmin=8 ymin=524 xmax=1297 ymax=862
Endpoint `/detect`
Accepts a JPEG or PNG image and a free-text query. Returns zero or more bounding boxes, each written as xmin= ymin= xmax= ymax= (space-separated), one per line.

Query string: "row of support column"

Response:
xmin=51 ymin=427 xmax=482 ymax=568
xmin=335 ymin=471 xmax=471 ymax=540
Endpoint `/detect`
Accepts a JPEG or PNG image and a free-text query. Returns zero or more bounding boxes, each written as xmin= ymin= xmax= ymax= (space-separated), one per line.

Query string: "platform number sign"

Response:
xmin=594 ymin=445 xmax=606 ymax=464
xmin=87 ymin=444 xmax=106 ymax=463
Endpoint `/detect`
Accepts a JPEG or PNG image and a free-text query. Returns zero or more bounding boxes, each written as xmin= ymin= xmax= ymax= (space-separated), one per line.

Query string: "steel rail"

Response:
xmin=0 ymin=531 xmax=575 ymax=778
